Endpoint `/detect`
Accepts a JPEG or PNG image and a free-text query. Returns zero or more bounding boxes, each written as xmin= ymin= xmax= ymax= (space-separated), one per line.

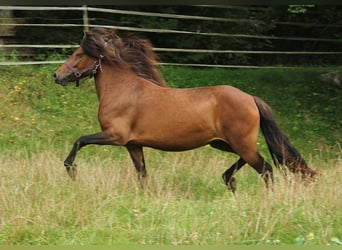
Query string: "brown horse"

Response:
xmin=54 ymin=27 xmax=317 ymax=192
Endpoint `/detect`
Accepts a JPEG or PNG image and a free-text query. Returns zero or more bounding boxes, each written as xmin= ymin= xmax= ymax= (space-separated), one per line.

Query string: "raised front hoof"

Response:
xmin=64 ymin=163 xmax=78 ymax=181
xmin=226 ymin=177 xmax=237 ymax=193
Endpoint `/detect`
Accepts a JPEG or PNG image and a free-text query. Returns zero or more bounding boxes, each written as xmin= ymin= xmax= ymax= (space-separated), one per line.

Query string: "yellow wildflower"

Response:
xmin=307 ymin=232 xmax=315 ymax=241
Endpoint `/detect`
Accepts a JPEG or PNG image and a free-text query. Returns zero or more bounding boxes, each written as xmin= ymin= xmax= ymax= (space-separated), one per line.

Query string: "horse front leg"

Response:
xmin=64 ymin=132 xmax=115 ymax=180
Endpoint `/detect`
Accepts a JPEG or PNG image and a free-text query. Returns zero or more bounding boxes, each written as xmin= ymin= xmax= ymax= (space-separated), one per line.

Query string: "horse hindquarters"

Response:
xmin=214 ymin=88 xmax=274 ymax=188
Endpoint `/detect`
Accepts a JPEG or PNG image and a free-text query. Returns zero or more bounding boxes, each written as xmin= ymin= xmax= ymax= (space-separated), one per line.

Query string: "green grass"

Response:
xmin=0 ymin=64 xmax=341 ymax=245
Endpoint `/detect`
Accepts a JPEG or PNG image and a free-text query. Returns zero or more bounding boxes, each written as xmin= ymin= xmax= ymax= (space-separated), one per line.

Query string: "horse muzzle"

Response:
xmin=54 ymin=72 xmax=72 ymax=86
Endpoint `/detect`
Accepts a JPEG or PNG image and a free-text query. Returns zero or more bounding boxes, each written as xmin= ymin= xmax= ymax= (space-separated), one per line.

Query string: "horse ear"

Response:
xmin=83 ymin=31 xmax=88 ymax=39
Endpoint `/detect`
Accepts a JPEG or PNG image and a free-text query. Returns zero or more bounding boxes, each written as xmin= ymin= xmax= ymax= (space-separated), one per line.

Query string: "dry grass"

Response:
xmin=0 ymin=145 xmax=341 ymax=245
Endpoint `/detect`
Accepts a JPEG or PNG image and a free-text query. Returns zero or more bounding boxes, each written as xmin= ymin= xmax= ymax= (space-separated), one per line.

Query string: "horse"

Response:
xmin=54 ymin=27 xmax=318 ymax=192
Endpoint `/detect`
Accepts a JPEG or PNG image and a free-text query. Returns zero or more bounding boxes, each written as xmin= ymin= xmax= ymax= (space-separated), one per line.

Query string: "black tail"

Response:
xmin=253 ymin=96 xmax=317 ymax=178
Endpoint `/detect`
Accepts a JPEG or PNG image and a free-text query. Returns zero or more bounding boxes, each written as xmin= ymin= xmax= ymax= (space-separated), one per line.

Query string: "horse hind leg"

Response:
xmin=222 ymin=158 xmax=246 ymax=192
xmin=209 ymin=140 xmax=246 ymax=192
xmin=210 ymin=139 xmax=273 ymax=191
xmin=242 ymin=151 xmax=274 ymax=189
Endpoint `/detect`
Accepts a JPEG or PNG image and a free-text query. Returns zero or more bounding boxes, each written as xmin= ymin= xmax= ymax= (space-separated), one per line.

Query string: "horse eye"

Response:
xmin=76 ymin=53 xmax=85 ymax=58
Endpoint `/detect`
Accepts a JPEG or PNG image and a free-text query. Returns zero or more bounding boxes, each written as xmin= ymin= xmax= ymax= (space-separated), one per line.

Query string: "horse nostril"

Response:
xmin=53 ymin=73 xmax=57 ymax=78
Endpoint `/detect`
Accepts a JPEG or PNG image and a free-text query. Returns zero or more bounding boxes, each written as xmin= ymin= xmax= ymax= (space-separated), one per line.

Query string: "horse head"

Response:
xmin=53 ymin=29 xmax=110 ymax=86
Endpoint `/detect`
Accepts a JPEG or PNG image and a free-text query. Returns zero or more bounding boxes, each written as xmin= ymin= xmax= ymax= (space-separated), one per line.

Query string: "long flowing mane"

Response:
xmin=81 ymin=27 xmax=166 ymax=87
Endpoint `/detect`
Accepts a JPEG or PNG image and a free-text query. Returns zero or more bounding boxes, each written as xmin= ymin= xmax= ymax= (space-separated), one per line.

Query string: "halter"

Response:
xmin=64 ymin=57 xmax=103 ymax=87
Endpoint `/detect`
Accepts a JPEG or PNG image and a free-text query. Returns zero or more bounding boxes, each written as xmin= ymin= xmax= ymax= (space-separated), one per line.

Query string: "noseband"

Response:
xmin=64 ymin=57 xmax=103 ymax=87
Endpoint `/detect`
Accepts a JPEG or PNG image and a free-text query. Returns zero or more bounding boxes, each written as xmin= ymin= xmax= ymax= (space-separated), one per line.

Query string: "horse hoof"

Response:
xmin=227 ymin=177 xmax=236 ymax=192
xmin=65 ymin=164 xmax=78 ymax=180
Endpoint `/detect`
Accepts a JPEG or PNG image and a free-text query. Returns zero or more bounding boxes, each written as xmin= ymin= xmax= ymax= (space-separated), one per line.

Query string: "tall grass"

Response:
xmin=0 ymin=146 xmax=341 ymax=245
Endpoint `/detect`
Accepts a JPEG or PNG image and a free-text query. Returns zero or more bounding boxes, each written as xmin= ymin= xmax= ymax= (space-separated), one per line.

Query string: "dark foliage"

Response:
xmin=12 ymin=5 xmax=342 ymax=66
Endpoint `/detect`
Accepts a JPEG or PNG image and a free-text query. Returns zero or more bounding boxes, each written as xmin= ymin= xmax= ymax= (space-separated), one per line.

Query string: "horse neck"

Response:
xmin=94 ymin=63 xmax=140 ymax=100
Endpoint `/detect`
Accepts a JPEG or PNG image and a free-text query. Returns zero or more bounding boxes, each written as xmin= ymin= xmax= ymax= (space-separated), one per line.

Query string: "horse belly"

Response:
xmin=138 ymin=134 xmax=215 ymax=151
xmin=130 ymin=104 xmax=218 ymax=151
xmin=147 ymin=126 xmax=216 ymax=151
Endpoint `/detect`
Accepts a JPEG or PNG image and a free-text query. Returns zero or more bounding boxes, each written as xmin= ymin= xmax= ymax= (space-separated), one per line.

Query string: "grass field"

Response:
xmin=0 ymin=65 xmax=341 ymax=245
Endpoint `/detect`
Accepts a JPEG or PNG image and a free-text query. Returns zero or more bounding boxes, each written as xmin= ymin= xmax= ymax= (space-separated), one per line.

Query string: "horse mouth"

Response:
xmin=54 ymin=73 xmax=71 ymax=86
xmin=55 ymin=79 xmax=69 ymax=86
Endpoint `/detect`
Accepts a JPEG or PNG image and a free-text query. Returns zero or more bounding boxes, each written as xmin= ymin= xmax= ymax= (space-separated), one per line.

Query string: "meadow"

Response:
xmin=0 ymin=64 xmax=341 ymax=245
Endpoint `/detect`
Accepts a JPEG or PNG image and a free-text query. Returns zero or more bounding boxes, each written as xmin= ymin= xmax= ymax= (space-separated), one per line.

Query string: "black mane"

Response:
xmin=81 ymin=27 xmax=166 ymax=87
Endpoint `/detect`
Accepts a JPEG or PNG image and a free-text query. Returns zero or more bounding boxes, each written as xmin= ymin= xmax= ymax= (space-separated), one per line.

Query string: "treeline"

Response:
xmin=13 ymin=5 xmax=342 ymax=66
